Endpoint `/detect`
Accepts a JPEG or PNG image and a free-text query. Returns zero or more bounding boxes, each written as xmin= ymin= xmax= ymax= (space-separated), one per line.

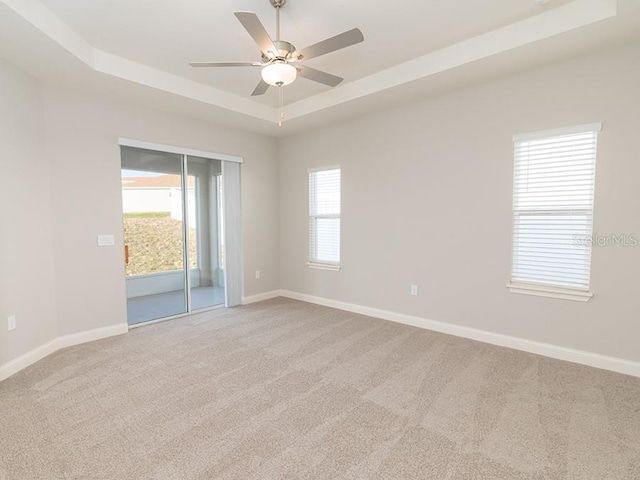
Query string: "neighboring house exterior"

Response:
xmin=122 ymin=174 xmax=196 ymax=225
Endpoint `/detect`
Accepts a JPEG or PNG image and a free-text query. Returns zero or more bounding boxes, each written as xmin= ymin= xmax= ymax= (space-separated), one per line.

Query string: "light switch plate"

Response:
xmin=8 ymin=315 xmax=16 ymax=331
xmin=97 ymin=234 xmax=115 ymax=247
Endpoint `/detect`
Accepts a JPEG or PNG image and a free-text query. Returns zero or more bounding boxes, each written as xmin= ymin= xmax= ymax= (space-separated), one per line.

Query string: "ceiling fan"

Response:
xmin=189 ymin=0 xmax=364 ymax=124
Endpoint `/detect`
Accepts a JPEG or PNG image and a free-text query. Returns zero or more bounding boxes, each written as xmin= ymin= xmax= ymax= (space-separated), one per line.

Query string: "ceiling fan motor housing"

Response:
xmin=262 ymin=40 xmax=296 ymax=62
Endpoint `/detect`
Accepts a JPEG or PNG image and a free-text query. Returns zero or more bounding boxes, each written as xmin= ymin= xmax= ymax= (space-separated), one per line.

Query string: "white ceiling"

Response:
xmin=1 ymin=0 xmax=639 ymax=136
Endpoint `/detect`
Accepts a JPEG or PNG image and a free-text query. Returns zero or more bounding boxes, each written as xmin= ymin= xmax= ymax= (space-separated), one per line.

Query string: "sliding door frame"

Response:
xmin=119 ymin=137 xmax=243 ymax=310
xmin=180 ymin=158 xmax=192 ymax=314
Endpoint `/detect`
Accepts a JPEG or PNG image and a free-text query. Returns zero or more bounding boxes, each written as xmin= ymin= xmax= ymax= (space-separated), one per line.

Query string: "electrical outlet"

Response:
xmin=410 ymin=285 xmax=419 ymax=296
xmin=255 ymin=270 xmax=261 ymax=279
xmin=8 ymin=315 xmax=16 ymax=331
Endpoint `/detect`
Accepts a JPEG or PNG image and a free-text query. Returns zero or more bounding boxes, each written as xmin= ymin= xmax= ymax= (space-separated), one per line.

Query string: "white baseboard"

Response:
xmin=279 ymin=290 xmax=640 ymax=378
xmin=242 ymin=290 xmax=281 ymax=305
xmin=56 ymin=323 xmax=129 ymax=349
xmin=0 ymin=339 xmax=59 ymax=383
xmin=0 ymin=323 xmax=129 ymax=382
xmin=5 ymin=292 xmax=638 ymax=380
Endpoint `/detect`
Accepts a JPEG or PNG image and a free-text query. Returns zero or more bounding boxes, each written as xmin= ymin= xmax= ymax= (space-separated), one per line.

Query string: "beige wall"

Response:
xmin=278 ymin=41 xmax=640 ymax=363
xmin=1 ymin=60 xmax=279 ymax=366
xmin=2 ymin=40 xmax=639 ymax=372
xmin=0 ymin=59 xmax=57 ymax=365
xmin=43 ymin=88 xmax=279 ymax=336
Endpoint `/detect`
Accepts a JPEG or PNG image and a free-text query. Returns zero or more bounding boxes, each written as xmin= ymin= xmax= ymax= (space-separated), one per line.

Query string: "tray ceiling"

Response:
xmin=1 ymin=0 xmax=638 ymax=135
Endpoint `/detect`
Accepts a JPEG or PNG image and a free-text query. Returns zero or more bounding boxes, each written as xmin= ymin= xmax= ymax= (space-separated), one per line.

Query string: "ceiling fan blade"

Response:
xmin=189 ymin=62 xmax=263 ymax=67
xmin=234 ymin=12 xmax=279 ymax=58
xmin=296 ymin=65 xmax=343 ymax=87
xmin=294 ymin=28 xmax=364 ymax=61
xmin=251 ymin=79 xmax=270 ymax=96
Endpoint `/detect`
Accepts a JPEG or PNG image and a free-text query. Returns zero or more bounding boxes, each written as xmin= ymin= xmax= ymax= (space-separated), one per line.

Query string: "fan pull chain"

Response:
xmin=278 ymin=85 xmax=284 ymax=127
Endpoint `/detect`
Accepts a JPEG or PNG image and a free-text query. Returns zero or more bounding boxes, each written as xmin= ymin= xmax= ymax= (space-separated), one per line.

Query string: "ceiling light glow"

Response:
xmin=261 ymin=62 xmax=297 ymax=86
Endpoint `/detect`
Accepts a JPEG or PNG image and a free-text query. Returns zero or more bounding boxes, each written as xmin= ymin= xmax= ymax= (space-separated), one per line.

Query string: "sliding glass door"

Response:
xmin=185 ymin=155 xmax=226 ymax=311
xmin=121 ymin=146 xmax=225 ymax=325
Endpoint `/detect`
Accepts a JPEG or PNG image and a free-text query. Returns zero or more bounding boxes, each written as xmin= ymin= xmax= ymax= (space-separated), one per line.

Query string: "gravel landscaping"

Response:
xmin=124 ymin=212 xmax=197 ymax=276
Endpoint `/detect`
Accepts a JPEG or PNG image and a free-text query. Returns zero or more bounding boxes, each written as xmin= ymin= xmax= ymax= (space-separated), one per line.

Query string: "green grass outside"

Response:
xmin=123 ymin=212 xmax=170 ymax=219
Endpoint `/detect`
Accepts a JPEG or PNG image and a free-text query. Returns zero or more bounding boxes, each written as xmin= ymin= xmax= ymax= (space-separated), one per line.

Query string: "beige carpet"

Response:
xmin=1 ymin=298 xmax=639 ymax=479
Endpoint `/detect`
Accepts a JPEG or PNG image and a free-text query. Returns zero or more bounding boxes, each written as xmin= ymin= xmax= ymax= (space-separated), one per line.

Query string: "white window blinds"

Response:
xmin=309 ymin=167 xmax=341 ymax=266
xmin=511 ymin=123 xmax=600 ymax=292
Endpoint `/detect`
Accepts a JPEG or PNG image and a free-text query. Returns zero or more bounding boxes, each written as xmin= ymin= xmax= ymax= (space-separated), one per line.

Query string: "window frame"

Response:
xmin=507 ymin=123 xmax=601 ymax=302
xmin=308 ymin=166 xmax=341 ymax=271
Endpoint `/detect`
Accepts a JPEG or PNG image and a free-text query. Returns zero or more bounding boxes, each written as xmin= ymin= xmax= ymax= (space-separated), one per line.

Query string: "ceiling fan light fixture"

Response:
xmin=261 ymin=62 xmax=297 ymax=86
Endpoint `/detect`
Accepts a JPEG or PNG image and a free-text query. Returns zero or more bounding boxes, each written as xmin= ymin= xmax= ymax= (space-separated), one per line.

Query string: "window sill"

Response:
xmin=307 ymin=262 xmax=341 ymax=272
xmin=507 ymin=282 xmax=593 ymax=302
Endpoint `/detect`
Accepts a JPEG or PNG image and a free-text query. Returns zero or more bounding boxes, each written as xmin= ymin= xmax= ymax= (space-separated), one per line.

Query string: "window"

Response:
xmin=309 ymin=167 xmax=341 ymax=270
xmin=508 ymin=123 xmax=601 ymax=301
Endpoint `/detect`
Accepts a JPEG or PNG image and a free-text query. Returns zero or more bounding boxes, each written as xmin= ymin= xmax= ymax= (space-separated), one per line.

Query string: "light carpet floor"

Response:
xmin=1 ymin=298 xmax=639 ymax=479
